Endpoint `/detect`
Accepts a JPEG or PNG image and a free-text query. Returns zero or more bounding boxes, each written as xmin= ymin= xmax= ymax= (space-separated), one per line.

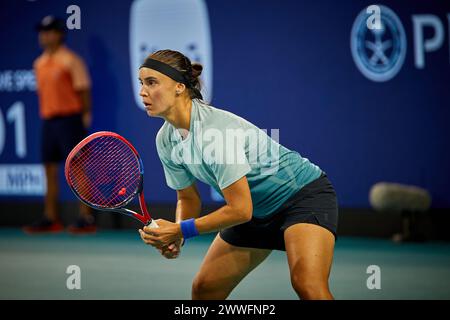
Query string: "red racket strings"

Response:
xmin=67 ymin=135 xmax=141 ymax=208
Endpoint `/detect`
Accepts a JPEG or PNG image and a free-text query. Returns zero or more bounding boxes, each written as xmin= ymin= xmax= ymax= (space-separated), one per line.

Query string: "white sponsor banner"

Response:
xmin=0 ymin=164 xmax=46 ymax=196
xmin=129 ymin=0 xmax=213 ymax=107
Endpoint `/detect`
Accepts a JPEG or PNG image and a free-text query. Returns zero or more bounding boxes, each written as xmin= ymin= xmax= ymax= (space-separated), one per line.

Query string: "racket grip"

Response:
xmin=146 ymin=219 xmax=159 ymax=228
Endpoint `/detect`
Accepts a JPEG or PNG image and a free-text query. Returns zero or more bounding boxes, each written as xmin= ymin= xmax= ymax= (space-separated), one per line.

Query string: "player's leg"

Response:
xmin=68 ymin=114 xmax=92 ymax=219
xmin=79 ymin=203 xmax=93 ymax=219
xmin=44 ymin=162 xmax=60 ymax=222
xmin=24 ymin=119 xmax=64 ymax=233
xmin=40 ymin=117 xmax=62 ymax=222
xmin=192 ymin=234 xmax=271 ymax=300
xmin=23 ymin=161 xmax=63 ymax=233
xmin=23 ymin=118 xmax=64 ymax=233
xmin=62 ymin=114 xmax=96 ymax=233
xmin=64 ymin=114 xmax=90 ymax=225
xmin=284 ymin=223 xmax=335 ymax=299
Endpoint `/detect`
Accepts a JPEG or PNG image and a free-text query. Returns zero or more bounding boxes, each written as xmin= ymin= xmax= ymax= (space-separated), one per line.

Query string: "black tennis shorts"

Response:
xmin=41 ymin=114 xmax=87 ymax=163
xmin=219 ymin=172 xmax=338 ymax=251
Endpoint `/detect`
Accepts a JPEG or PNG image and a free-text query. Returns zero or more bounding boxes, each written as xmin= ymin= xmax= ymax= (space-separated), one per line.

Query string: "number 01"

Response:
xmin=0 ymin=101 xmax=27 ymax=158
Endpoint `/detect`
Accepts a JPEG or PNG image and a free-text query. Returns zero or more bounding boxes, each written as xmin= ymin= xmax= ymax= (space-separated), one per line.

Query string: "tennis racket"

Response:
xmin=65 ymin=131 xmax=158 ymax=228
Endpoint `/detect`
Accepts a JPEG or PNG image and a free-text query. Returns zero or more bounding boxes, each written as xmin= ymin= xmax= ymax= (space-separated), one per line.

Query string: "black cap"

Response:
xmin=35 ymin=16 xmax=66 ymax=32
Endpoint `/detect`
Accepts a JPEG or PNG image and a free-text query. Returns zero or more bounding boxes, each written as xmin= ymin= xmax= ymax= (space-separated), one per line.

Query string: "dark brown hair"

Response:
xmin=148 ymin=49 xmax=203 ymax=100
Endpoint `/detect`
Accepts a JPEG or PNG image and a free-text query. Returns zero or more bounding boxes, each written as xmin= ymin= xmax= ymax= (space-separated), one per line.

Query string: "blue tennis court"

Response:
xmin=1 ymin=229 xmax=449 ymax=300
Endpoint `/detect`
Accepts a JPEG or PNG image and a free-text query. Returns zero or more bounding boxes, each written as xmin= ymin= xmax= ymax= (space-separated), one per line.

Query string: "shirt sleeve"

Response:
xmin=156 ymin=137 xmax=195 ymax=190
xmin=69 ymin=55 xmax=91 ymax=90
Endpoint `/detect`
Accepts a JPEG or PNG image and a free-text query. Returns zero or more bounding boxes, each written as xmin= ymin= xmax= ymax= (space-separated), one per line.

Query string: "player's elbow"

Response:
xmin=241 ymin=206 xmax=253 ymax=223
xmin=232 ymin=202 xmax=253 ymax=223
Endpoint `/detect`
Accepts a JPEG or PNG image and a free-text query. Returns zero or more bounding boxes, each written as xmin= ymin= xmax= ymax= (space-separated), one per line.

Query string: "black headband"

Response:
xmin=140 ymin=58 xmax=189 ymax=85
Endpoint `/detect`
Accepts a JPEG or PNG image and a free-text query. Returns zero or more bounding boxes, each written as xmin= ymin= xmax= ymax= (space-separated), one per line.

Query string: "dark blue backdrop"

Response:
xmin=0 ymin=0 xmax=449 ymax=207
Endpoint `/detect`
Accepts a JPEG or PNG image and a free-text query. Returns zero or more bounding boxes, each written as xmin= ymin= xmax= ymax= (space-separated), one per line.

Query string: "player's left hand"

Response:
xmin=139 ymin=219 xmax=182 ymax=249
xmin=158 ymin=238 xmax=183 ymax=259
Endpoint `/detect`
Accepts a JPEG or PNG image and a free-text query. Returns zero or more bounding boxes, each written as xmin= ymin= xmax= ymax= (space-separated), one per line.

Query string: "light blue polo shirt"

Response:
xmin=156 ymin=99 xmax=322 ymax=218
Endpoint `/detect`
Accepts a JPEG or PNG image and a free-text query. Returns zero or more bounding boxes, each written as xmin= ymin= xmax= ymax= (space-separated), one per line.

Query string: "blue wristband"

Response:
xmin=180 ymin=218 xmax=199 ymax=240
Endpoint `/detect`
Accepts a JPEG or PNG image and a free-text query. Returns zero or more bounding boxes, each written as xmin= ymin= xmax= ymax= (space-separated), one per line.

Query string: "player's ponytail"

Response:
xmin=189 ymin=63 xmax=203 ymax=100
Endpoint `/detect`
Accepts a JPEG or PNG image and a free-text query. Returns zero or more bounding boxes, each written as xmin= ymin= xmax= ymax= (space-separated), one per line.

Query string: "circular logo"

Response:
xmin=350 ymin=5 xmax=407 ymax=82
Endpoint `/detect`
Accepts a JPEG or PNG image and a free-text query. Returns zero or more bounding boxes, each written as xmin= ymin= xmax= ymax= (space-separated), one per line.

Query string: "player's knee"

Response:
xmin=192 ymin=274 xmax=231 ymax=300
xmin=191 ymin=275 xmax=206 ymax=296
xmin=291 ymin=275 xmax=331 ymax=300
xmin=192 ymin=275 xmax=216 ymax=299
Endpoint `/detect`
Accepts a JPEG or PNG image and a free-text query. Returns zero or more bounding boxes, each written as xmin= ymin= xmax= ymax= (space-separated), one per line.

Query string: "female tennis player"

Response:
xmin=138 ymin=50 xmax=338 ymax=300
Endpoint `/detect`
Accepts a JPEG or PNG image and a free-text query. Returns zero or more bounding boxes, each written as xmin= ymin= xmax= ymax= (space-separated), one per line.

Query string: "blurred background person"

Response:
xmin=23 ymin=16 xmax=95 ymax=234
